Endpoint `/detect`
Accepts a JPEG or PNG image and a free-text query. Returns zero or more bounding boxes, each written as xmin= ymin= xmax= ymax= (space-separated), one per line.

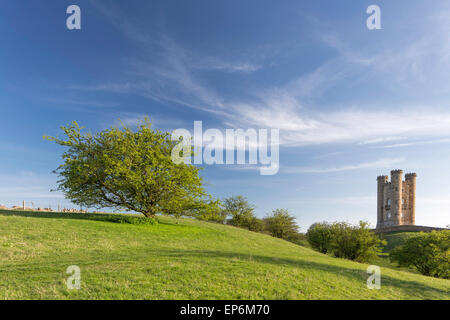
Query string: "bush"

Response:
xmin=306 ymin=222 xmax=333 ymax=254
xmin=246 ymin=217 xmax=265 ymax=232
xmin=113 ymin=215 xmax=158 ymax=225
xmin=263 ymin=209 xmax=299 ymax=239
xmin=329 ymin=221 xmax=385 ymax=262
xmin=197 ymin=207 xmax=228 ymax=224
xmin=307 ymin=221 xmax=385 ymax=262
xmin=177 ymin=198 xmax=224 ymax=224
xmin=223 ymin=196 xmax=259 ymax=230
xmin=390 ymin=231 xmax=449 ymax=279
xmin=285 ymin=232 xmax=308 ymax=247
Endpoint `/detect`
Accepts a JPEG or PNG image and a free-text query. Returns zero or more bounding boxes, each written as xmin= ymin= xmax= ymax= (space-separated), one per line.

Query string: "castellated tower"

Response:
xmin=376 ymin=170 xmax=416 ymax=229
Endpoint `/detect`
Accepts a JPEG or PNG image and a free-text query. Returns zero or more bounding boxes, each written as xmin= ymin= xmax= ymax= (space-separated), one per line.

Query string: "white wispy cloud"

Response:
xmin=228 ymin=107 xmax=450 ymax=146
xmin=190 ymin=58 xmax=261 ymax=74
xmin=358 ymin=137 xmax=408 ymax=145
xmin=373 ymin=138 xmax=450 ymax=149
xmin=74 ymin=3 xmax=450 ymax=150
xmin=283 ymin=158 xmax=404 ymax=174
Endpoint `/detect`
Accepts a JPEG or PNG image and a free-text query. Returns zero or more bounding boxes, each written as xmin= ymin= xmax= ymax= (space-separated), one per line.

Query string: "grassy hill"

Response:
xmin=0 ymin=210 xmax=448 ymax=300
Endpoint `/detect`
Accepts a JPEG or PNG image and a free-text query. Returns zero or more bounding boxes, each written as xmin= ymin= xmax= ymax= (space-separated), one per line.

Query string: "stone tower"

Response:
xmin=376 ymin=170 xmax=416 ymax=229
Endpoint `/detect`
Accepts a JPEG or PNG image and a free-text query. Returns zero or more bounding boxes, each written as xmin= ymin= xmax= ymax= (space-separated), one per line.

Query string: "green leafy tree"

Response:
xmin=390 ymin=231 xmax=449 ymax=279
xmin=285 ymin=232 xmax=308 ymax=246
xmin=263 ymin=209 xmax=299 ymax=239
xmin=189 ymin=199 xmax=226 ymax=223
xmin=306 ymin=222 xmax=333 ymax=254
xmin=247 ymin=217 xmax=265 ymax=232
xmin=329 ymin=221 xmax=385 ymax=262
xmin=307 ymin=221 xmax=385 ymax=262
xmin=44 ymin=119 xmax=212 ymax=218
xmin=222 ymin=196 xmax=260 ymax=230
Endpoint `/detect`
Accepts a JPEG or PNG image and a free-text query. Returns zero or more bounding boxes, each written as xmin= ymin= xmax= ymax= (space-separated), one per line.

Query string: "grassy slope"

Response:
xmin=0 ymin=210 xmax=448 ymax=300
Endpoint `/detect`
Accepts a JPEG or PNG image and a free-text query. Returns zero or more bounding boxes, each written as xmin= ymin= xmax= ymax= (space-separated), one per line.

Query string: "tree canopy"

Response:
xmin=307 ymin=221 xmax=385 ymax=262
xmin=263 ymin=209 xmax=299 ymax=239
xmin=222 ymin=196 xmax=262 ymax=231
xmin=45 ymin=119 xmax=214 ymax=218
xmin=390 ymin=230 xmax=449 ymax=279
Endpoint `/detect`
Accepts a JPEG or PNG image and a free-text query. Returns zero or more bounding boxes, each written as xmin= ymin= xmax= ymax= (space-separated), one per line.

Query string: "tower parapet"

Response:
xmin=405 ymin=172 xmax=417 ymax=179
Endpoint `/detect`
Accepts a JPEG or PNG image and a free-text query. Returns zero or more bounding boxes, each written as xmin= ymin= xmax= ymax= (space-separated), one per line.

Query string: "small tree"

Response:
xmin=45 ymin=120 xmax=213 ymax=218
xmin=263 ymin=209 xmax=299 ymax=239
xmin=222 ymin=196 xmax=258 ymax=230
xmin=390 ymin=231 xmax=449 ymax=279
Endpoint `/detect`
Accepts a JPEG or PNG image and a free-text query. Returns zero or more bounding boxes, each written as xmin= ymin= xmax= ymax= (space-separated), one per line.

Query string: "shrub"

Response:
xmin=307 ymin=221 xmax=385 ymax=262
xmin=223 ymin=196 xmax=258 ymax=230
xmin=247 ymin=217 xmax=265 ymax=232
xmin=113 ymin=215 xmax=158 ymax=225
xmin=329 ymin=221 xmax=385 ymax=262
xmin=390 ymin=231 xmax=450 ymax=279
xmin=263 ymin=209 xmax=299 ymax=239
xmin=196 ymin=205 xmax=228 ymax=223
xmin=174 ymin=198 xmax=224 ymax=224
xmin=306 ymin=222 xmax=333 ymax=254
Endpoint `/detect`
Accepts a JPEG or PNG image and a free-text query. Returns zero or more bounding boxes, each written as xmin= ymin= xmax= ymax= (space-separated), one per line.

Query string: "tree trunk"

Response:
xmin=143 ymin=209 xmax=156 ymax=218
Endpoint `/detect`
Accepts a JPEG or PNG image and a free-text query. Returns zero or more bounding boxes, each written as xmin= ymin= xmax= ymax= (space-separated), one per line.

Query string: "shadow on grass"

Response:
xmin=152 ymin=248 xmax=450 ymax=297
xmin=0 ymin=209 xmax=157 ymax=226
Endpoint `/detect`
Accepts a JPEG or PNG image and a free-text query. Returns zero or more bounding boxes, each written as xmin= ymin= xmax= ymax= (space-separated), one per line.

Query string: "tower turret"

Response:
xmin=390 ymin=169 xmax=403 ymax=225
xmin=376 ymin=175 xmax=388 ymax=228
xmin=405 ymin=173 xmax=417 ymax=225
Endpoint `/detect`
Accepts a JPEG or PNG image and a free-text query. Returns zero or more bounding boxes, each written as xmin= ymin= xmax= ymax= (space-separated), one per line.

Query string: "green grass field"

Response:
xmin=0 ymin=210 xmax=448 ymax=299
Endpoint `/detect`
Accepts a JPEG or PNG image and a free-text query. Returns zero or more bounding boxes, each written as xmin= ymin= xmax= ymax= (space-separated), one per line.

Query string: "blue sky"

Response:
xmin=1 ymin=1 xmax=449 ymax=229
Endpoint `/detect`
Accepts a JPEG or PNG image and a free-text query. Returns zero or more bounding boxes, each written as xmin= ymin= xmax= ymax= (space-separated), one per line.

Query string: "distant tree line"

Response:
xmin=197 ymin=195 xmax=307 ymax=246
